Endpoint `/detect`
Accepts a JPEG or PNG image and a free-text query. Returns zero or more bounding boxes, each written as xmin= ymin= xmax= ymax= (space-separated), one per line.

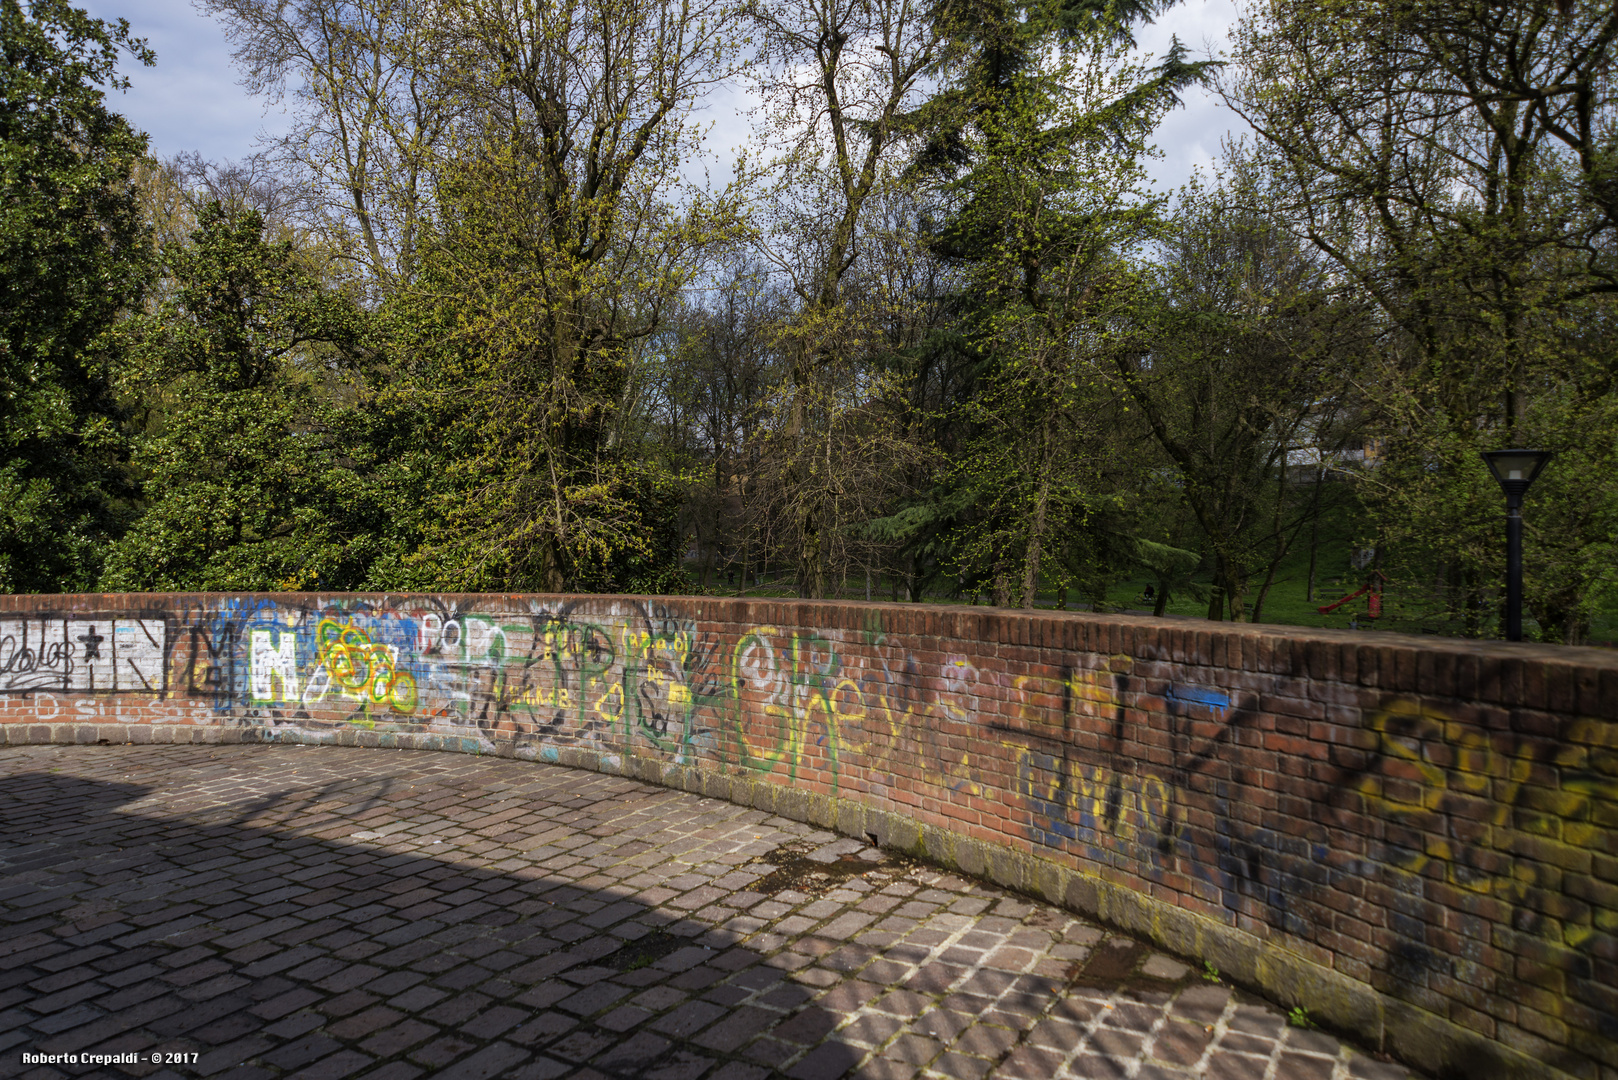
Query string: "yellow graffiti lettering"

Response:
xmin=594 ymin=681 xmax=623 ymax=720
xmin=1358 ymin=700 xmax=1609 ymax=935
xmin=316 ymin=618 xmax=415 ymax=713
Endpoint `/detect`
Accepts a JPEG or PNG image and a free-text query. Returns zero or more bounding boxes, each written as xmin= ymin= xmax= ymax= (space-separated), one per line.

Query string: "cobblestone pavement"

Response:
xmin=1 ymin=745 xmax=1426 ymax=1080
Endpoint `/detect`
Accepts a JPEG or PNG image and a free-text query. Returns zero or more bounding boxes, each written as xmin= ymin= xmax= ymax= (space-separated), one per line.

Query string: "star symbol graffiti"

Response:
xmin=76 ymin=626 xmax=105 ymax=661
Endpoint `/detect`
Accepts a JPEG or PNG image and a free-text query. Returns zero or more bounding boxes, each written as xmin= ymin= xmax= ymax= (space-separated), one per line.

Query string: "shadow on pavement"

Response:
xmin=0 ymin=745 xmax=1418 ymax=1080
xmin=0 ymin=758 xmax=890 ymax=1080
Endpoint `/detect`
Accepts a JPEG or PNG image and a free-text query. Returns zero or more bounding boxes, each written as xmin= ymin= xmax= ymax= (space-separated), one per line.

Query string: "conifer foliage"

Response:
xmin=0 ymin=0 xmax=152 ymax=591
xmin=3 ymin=0 xmax=1615 ymax=643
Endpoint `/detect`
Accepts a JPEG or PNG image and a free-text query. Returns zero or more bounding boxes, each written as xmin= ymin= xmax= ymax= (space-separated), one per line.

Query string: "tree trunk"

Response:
xmin=697 ymin=520 xmax=712 ymax=589
xmin=1020 ymin=414 xmax=1054 ymax=609
xmin=1220 ymin=551 xmax=1247 ymax=621
xmin=1305 ymin=474 xmax=1322 ymax=603
xmin=1249 ymin=463 xmax=1293 ymax=623
xmin=540 ymin=537 xmax=567 ymax=593
xmin=992 ymin=559 xmax=1013 ymax=608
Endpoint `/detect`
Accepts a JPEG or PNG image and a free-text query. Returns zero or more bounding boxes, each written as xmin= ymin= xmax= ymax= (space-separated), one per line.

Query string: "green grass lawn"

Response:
xmin=699 ymin=527 xmax=1618 ymax=646
xmin=1091 ymin=532 xmax=1618 ymax=646
xmin=1090 ymin=527 xmax=1399 ymax=632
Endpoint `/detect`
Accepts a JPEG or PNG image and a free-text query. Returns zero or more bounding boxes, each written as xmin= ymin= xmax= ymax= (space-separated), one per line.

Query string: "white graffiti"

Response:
xmin=249 ymin=629 xmax=300 ymax=703
xmin=0 ymin=618 xmax=165 ymax=693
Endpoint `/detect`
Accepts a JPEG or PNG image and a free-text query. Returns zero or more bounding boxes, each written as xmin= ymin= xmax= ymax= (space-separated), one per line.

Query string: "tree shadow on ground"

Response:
xmin=0 ymin=746 xmax=1293 ymax=1080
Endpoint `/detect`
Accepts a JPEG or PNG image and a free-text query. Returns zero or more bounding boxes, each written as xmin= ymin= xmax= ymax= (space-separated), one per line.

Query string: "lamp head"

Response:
xmin=1481 ymin=449 xmax=1552 ymax=501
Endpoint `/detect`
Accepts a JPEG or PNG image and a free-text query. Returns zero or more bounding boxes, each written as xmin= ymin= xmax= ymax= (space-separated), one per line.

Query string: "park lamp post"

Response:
xmin=1480 ymin=449 xmax=1552 ymax=642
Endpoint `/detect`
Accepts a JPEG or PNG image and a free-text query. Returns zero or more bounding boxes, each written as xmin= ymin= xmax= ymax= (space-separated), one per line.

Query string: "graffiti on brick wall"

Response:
xmin=1000 ymin=662 xmax=1615 ymax=1029
xmin=799 ymin=636 xmax=983 ymax=795
xmin=1338 ymin=700 xmax=1617 ymax=1021
xmin=2 ymin=602 xmax=995 ymax=795
xmin=1000 ymin=655 xmax=1190 ymax=876
xmin=0 ymin=601 xmax=1038 ymax=801
xmin=721 ymin=627 xmax=842 ymax=782
xmin=1017 ymin=749 xmax=1179 ymax=871
xmin=203 ymin=599 xmax=719 ymax=749
xmin=309 ymin=618 xmax=419 ymax=711
xmin=6 ymin=593 xmax=1614 ymax=1068
xmin=0 ymin=618 xmax=167 ymax=694
xmin=996 ymin=659 xmax=1332 ymax=938
xmin=3 ymin=593 xmax=1615 ymax=1060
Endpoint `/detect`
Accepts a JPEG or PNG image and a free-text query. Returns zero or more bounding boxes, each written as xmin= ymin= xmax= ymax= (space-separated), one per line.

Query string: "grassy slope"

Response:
xmin=696 ymin=504 xmax=1617 ymax=645
xmin=1096 ymin=516 xmax=1618 ymax=646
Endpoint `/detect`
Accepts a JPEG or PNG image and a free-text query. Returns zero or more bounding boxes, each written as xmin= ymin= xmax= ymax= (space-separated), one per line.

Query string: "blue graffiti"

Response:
xmin=1166 ymin=684 xmax=1230 ymax=712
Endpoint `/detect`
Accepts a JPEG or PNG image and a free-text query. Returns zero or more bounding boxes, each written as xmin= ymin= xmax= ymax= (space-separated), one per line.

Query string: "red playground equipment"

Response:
xmin=1318 ymin=570 xmax=1386 ymax=620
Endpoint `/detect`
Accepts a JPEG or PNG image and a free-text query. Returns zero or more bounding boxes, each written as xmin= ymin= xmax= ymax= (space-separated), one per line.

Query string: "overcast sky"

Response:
xmin=78 ymin=0 xmax=1246 ymax=196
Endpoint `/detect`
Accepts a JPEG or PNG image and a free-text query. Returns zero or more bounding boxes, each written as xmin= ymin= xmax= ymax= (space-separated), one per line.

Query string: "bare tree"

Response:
xmin=403 ymin=0 xmax=751 ymax=591
xmin=746 ymin=0 xmax=941 ymax=596
xmin=199 ymin=0 xmax=451 ymax=289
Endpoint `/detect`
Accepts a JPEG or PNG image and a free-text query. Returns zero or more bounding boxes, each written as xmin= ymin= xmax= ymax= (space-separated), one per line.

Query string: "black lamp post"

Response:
xmin=1480 ymin=449 xmax=1552 ymax=642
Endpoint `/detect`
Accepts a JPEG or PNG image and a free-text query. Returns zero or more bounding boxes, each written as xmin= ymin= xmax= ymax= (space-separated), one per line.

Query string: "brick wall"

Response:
xmin=2 ymin=592 xmax=1614 ymax=1080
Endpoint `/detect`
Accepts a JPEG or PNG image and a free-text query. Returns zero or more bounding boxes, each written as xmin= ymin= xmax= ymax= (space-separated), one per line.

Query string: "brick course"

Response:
xmin=1 ymin=591 xmax=1614 ymax=1080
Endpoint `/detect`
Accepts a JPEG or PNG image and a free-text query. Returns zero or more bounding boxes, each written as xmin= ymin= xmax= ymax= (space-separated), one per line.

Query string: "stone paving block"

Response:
xmin=1 ymin=746 xmax=1434 ymax=1080
xmin=354 ymin=1062 xmax=424 ymax=1080
xmin=284 ymin=1048 xmax=375 ymax=1079
xmin=1203 ymin=1052 xmax=1273 ymax=1080
xmin=645 ymin=1049 xmax=718 ymax=1080
xmin=1089 ymin=1027 xmax=1147 ymax=1059
xmin=1217 ymin=1031 xmax=1277 ymax=1056
xmin=1134 ymin=1065 xmax=1195 ymax=1080
xmin=1273 ymin=1052 xmax=1336 ymax=1080
xmin=997 ymin=1044 xmax=1066 ymax=1078
xmin=784 ymin=1039 xmax=864 ymax=1080
xmin=261 ymin=1033 xmax=345 ymax=1071
xmin=1069 ymin=1052 xmax=1133 ymax=1078
xmin=356 ymin=1019 xmax=437 ymax=1057
xmin=692 ymin=1005 xmax=776 ymax=1052
xmin=1170 ymin=983 xmax=1231 ymax=1024
xmin=1226 ymin=1005 xmax=1286 ymax=1038
xmin=1141 ymin=954 xmax=1192 ymax=981
xmin=1152 ymin=1019 xmax=1213 ymax=1067
xmin=507 ymin=1011 xmax=577 ymax=1047
xmin=1348 ymin=1053 xmax=1423 ymax=1079
xmin=911 ymin=1009 xmax=973 ymax=1045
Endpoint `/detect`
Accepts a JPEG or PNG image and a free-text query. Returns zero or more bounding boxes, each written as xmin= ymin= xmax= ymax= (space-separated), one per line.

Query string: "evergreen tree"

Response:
xmin=0 ymin=0 xmax=152 ymax=591
xmin=881 ymin=0 xmax=1216 ymax=606
xmin=102 ymin=204 xmax=382 ymax=591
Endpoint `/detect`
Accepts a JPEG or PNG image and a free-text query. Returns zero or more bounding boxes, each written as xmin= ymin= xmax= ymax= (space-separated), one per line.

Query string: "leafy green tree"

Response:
xmin=0 ymin=0 xmax=152 ymax=592
xmin=101 ymin=203 xmax=382 ymax=591
xmin=1226 ymin=0 xmax=1618 ymax=640
xmin=1114 ymin=168 xmax=1371 ymax=621
xmin=388 ymin=0 xmax=748 ymax=592
xmin=654 ymin=263 xmax=786 ymax=591
xmin=743 ymin=0 xmax=944 ymax=599
xmin=899 ymin=0 xmax=1213 ymax=608
xmin=198 ymin=0 xmax=448 ymax=290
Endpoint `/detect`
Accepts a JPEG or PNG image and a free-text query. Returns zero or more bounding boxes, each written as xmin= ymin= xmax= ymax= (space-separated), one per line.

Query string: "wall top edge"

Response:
xmin=1 ymin=591 xmax=1614 ymax=672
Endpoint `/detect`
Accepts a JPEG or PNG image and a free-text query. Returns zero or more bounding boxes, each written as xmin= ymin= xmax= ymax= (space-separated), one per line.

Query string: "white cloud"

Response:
xmin=73 ymin=0 xmax=1243 ymax=193
xmin=76 ymin=0 xmax=290 ymax=164
xmin=1136 ymin=0 xmax=1248 ymax=195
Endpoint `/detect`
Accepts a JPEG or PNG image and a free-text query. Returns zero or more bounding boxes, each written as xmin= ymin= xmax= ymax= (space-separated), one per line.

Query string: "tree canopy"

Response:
xmin=4 ymin=0 xmax=1615 ymax=644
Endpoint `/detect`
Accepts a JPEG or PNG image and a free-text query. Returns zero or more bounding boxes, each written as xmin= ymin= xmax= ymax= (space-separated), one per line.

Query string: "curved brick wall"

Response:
xmin=2 ymin=592 xmax=1614 ymax=1080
